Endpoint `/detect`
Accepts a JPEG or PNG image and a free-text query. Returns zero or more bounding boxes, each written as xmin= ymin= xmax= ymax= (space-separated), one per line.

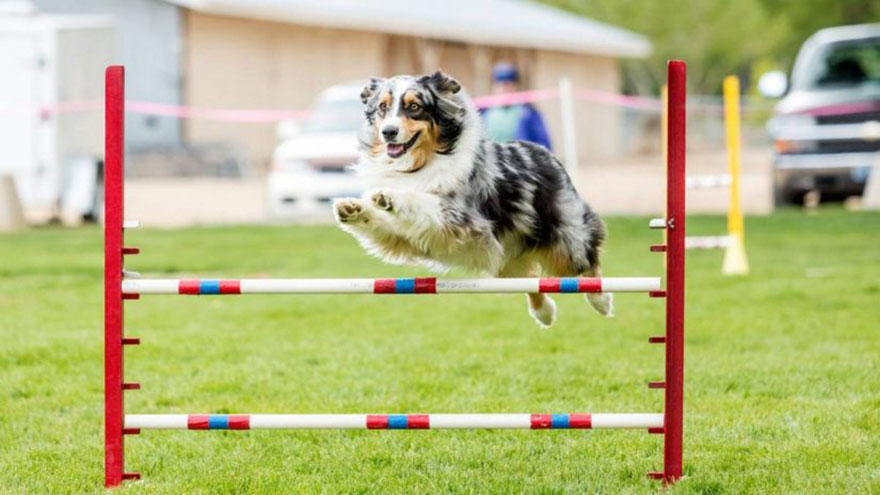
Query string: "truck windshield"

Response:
xmin=803 ymin=37 xmax=880 ymax=89
xmin=302 ymin=98 xmax=363 ymax=134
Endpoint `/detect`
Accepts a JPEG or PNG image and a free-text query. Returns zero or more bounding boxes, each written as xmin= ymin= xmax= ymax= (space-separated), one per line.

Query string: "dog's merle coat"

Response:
xmin=334 ymin=71 xmax=612 ymax=326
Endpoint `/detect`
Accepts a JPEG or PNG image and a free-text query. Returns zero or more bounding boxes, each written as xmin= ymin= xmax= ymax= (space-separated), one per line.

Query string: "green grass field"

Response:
xmin=1 ymin=209 xmax=878 ymax=494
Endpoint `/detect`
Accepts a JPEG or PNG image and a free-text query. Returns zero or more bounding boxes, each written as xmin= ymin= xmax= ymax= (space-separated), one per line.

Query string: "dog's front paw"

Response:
xmin=370 ymin=190 xmax=394 ymax=212
xmin=333 ymin=198 xmax=367 ymax=223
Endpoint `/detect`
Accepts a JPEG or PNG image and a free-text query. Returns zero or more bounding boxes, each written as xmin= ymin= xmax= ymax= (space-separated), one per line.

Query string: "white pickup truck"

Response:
xmin=267 ymin=83 xmax=364 ymax=220
xmin=761 ymin=24 xmax=880 ymax=205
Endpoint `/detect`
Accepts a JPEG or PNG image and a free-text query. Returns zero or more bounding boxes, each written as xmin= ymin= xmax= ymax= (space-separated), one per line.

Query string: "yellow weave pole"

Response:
xmin=661 ymin=85 xmax=668 ymax=167
xmin=722 ymin=75 xmax=749 ymax=275
xmin=661 ymin=85 xmax=668 ymax=268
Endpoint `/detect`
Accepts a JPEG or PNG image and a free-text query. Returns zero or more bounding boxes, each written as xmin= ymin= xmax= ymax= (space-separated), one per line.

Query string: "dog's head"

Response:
xmin=359 ymin=71 xmax=466 ymax=172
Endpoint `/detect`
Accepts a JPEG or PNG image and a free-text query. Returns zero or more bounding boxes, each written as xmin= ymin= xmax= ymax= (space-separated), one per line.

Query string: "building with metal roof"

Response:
xmin=166 ymin=0 xmax=650 ymax=58
xmin=34 ymin=0 xmax=652 ymax=167
xmin=168 ymin=0 xmax=651 ymax=164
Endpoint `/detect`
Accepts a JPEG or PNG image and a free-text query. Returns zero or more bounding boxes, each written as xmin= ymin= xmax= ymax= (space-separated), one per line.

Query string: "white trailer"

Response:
xmin=0 ymin=8 xmax=114 ymax=221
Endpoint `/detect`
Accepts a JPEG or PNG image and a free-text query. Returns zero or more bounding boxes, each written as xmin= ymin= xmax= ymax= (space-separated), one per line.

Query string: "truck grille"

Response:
xmin=816 ymin=110 xmax=880 ymax=125
xmin=815 ymin=139 xmax=880 ymax=153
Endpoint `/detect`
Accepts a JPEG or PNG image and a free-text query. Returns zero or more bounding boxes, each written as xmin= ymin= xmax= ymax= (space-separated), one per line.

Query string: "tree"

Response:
xmin=542 ymin=0 xmax=878 ymax=94
xmin=759 ymin=0 xmax=880 ymax=69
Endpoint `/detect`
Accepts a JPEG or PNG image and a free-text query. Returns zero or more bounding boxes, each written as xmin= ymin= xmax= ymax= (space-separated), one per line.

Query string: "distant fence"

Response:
xmin=40 ymin=84 xmax=774 ymax=177
xmin=40 ymin=87 xmax=773 ymax=121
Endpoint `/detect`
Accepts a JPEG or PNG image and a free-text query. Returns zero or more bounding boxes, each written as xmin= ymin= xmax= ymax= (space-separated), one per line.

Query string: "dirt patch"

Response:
xmin=576 ymin=147 xmax=773 ymax=216
xmin=124 ymin=147 xmax=775 ymax=227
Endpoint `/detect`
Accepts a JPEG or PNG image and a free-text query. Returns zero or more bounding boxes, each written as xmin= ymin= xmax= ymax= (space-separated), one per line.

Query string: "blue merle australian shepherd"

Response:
xmin=333 ymin=71 xmax=611 ymax=327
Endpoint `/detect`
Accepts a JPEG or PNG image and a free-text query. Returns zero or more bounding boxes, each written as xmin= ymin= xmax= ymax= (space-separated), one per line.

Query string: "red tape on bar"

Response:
xmin=373 ymin=280 xmax=395 ymax=294
xmin=366 ymin=415 xmax=388 ymax=429
xmin=228 ymin=414 xmax=250 ymax=429
xmin=407 ymin=415 xmax=430 ymax=429
xmin=188 ymin=415 xmax=210 ymax=430
xmin=179 ymin=280 xmax=200 ymax=295
xmin=569 ymin=413 xmax=592 ymax=429
xmin=538 ymin=279 xmax=560 ymax=293
xmin=414 ymin=278 xmax=436 ymax=294
xmin=530 ymin=414 xmax=553 ymax=429
xmin=577 ymin=278 xmax=602 ymax=292
xmin=219 ymin=280 xmax=241 ymax=294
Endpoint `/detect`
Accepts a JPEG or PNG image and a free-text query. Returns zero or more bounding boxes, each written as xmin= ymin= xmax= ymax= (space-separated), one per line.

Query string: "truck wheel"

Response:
xmin=83 ymin=160 xmax=104 ymax=223
xmin=773 ymin=184 xmax=795 ymax=208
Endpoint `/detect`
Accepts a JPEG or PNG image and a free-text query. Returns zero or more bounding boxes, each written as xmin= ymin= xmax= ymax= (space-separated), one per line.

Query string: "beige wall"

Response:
xmin=532 ymin=51 xmax=621 ymax=159
xmin=184 ymin=11 xmax=623 ymax=170
xmin=391 ymin=42 xmax=622 ymax=160
xmin=184 ymin=12 xmax=386 ymax=170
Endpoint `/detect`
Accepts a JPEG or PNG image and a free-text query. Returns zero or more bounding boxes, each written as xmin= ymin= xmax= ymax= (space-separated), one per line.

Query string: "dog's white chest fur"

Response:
xmin=338 ymin=120 xmax=504 ymax=274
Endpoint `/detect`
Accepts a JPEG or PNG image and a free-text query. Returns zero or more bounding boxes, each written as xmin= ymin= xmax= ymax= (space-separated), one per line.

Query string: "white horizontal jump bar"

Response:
xmin=684 ymin=235 xmax=730 ymax=249
xmin=125 ymin=413 xmax=664 ymax=430
xmin=686 ymin=174 xmax=731 ymax=190
xmin=649 ymin=218 xmax=667 ymax=229
xmin=121 ymin=277 xmax=661 ymax=294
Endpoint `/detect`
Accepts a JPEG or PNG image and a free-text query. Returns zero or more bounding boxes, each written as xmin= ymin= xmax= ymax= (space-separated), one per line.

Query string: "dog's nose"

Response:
xmin=381 ymin=126 xmax=399 ymax=141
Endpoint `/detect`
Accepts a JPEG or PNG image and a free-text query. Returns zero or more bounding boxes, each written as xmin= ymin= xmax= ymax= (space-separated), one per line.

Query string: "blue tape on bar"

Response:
xmin=200 ymin=280 xmax=220 ymax=295
xmin=395 ymin=279 xmax=415 ymax=294
xmin=551 ymin=414 xmax=569 ymax=429
xmin=559 ymin=278 xmax=579 ymax=293
xmin=388 ymin=415 xmax=408 ymax=429
xmin=208 ymin=415 xmax=228 ymax=429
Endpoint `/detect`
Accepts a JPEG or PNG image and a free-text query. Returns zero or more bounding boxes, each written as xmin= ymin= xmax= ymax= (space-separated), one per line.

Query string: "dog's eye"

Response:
xmin=407 ymin=102 xmax=420 ymax=112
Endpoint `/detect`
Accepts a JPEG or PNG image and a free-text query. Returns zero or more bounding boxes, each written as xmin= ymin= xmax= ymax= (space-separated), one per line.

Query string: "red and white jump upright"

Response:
xmin=104 ymin=61 xmax=687 ymax=487
xmin=662 ymin=60 xmax=687 ymax=482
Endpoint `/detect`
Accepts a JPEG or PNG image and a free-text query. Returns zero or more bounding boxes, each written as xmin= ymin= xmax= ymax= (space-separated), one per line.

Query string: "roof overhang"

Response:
xmin=164 ymin=0 xmax=651 ymax=58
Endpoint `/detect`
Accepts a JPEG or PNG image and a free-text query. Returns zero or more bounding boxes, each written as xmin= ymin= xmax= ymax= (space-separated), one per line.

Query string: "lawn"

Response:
xmin=1 ymin=209 xmax=878 ymax=494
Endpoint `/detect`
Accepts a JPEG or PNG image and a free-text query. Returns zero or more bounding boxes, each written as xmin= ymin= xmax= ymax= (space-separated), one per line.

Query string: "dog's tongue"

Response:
xmin=387 ymin=143 xmax=405 ymax=158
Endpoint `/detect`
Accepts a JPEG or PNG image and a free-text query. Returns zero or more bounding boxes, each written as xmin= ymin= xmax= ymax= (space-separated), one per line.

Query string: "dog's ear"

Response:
xmin=420 ymin=70 xmax=461 ymax=95
xmin=360 ymin=77 xmax=385 ymax=104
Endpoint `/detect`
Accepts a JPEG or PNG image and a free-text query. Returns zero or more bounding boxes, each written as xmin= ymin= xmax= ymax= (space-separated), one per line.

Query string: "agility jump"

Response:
xmin=122 ymin=277 xmax=661 ymax=295
xmin=104 ymin=61 xmax=687 ymax=487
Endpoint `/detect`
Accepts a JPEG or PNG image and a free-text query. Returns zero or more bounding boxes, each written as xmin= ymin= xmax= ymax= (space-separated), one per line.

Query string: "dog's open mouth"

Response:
xmin=386 ymin=131 xmax=421 ymax=159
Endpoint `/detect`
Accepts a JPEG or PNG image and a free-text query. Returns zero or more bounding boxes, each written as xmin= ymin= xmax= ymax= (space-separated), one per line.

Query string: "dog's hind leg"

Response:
xmin=539 ymin=249 xmax=612 ymax=318
xmin=583 ymin=265 xmax=614 ymax=317
xmin=498 ymin=261 xmax=556 ymax=329
xmin=527 ymin=290 xmax=557 ymax=328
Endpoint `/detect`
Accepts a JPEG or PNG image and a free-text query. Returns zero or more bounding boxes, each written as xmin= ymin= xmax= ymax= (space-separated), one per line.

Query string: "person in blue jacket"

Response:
xmin=481 ymin=63 xmax=552 ymax=149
